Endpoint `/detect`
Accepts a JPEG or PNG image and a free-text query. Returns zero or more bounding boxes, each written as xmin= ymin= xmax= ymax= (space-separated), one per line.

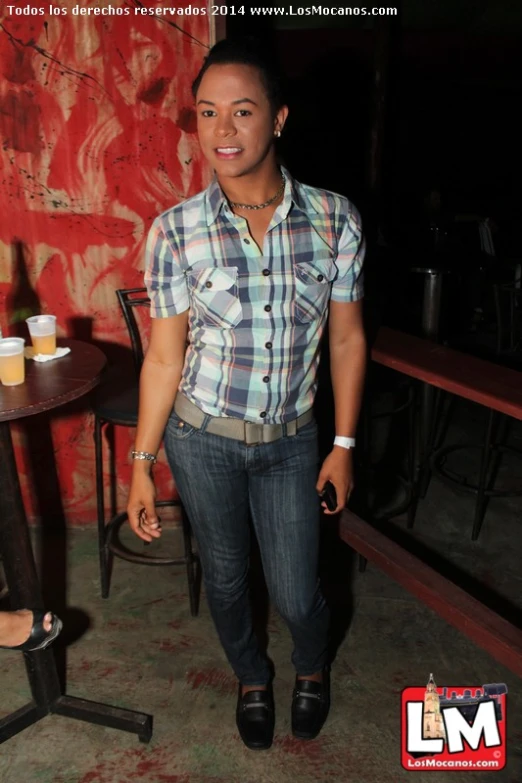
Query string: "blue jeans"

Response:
xmin=164 ymin=406 xmax=330 ymax=686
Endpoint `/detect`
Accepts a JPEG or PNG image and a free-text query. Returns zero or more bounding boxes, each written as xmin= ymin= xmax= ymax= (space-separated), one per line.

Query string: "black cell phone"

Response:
xmin=320 ymin=481 xmax=337 ymax=512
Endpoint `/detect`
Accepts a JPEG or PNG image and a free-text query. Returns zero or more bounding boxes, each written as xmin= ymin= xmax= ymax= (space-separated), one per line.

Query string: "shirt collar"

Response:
xmin=205 ymin=175 xmax=225 ymax=226
xmin=204 ymin=165 xmax=316 ymax=227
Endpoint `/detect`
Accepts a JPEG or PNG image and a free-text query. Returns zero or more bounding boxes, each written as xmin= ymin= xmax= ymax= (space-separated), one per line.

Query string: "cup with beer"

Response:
xmin=0 ymin=337 xmax=26 ymax=386
xmin=26 ymin=315 xmax=57 ymax=356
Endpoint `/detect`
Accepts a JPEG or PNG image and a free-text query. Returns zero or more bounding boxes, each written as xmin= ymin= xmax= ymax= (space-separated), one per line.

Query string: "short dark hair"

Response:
xmin=192 ymin=36 xmax=286 ymax=114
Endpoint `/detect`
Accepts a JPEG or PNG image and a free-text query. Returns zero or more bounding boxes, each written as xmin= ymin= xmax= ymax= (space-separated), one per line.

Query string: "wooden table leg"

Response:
xmin=0 ymin=421 xmax=153 ymax=744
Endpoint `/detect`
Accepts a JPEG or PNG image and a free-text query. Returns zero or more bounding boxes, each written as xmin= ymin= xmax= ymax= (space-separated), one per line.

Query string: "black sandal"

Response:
xmin=0 ymin=609 xmax=63 ymax=652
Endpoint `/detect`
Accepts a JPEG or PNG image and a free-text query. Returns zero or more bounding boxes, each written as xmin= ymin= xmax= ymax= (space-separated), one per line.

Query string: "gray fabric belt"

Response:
xmin=174 ymin=394 xmax=314 ymax=446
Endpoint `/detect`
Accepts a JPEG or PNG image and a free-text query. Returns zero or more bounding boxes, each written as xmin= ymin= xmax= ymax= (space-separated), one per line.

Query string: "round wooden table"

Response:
xmin=0 ymin=339 xmax=152 ymax=744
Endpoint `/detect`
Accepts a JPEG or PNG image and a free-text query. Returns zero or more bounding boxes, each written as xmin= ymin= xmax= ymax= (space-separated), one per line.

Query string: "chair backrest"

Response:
xmin=116 ymin=288 xmax=150 ymax=377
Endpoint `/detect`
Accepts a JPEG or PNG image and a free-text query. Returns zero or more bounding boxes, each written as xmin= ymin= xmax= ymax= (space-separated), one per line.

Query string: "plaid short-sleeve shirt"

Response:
xmin=144 ymin=167 xmax=364 ymax=424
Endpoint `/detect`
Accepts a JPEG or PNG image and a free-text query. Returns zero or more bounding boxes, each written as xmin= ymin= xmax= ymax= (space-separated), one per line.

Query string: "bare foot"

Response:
xmin=0 ymin=610 xmax=53 ymax=648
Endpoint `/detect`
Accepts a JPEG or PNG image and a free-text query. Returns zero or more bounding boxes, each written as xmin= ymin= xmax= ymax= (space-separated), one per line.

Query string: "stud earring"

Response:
xmin=275 ymin=130 xmax=281 ymax=138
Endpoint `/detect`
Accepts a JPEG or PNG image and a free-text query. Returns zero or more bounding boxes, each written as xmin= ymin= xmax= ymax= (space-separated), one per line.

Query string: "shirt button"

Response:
xmin=264 ymin=304 xmax=272 ymax=312
xmin=260 ymin=411 xmax=267 ymax=418
xmin=263 ymin=376 xmax=269 ymax=383
xmin=265 ymin=341 xmax=272 ymax=349
xmin=262 ymin=268 xmax=270 ymax=276
xmin=317 ymin=274 xmax=324 ymax=282
xmin=205 ymin=281 xmax=213 ymax=288
xmin=243 ymin=238 xmax=250 ymax=244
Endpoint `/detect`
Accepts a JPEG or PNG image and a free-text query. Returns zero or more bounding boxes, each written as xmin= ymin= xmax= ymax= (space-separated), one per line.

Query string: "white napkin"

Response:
xmin=24 ymin=346 xmax=71 ymax=362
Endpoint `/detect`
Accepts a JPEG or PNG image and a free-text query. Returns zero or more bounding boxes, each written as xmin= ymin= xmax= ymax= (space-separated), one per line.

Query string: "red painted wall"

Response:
xmin=0 ymin=2 xmax=212 ymax=525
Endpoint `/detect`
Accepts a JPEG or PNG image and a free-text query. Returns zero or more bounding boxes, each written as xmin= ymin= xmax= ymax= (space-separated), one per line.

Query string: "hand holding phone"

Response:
xmin=320 ymin=480 xmax=337 ymax=512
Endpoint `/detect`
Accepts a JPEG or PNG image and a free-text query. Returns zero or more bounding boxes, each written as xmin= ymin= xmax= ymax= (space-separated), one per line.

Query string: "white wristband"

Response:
xmin=334 ymin=436 xmax=356 ymax=450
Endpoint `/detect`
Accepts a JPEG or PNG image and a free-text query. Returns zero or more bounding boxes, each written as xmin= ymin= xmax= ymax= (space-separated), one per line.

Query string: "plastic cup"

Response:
xmin=0 ymin=337 xmax=26 ymax=386
xmin=26 ymin=315 xmax=57 ymax=356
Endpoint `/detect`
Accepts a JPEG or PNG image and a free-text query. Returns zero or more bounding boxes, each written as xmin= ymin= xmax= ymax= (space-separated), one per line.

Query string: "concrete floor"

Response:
xmin=1 ymin=397 xmax=521 ymax=783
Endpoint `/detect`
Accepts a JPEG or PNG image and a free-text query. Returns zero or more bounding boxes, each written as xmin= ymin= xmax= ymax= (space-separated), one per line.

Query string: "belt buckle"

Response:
xmin=244 ymin=422 xmax=263 ymax=446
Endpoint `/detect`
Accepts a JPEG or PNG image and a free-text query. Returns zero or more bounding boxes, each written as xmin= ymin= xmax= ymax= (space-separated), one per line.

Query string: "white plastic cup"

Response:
xmin=26 ymin=315 xmax=57 ymax=356
xmin=0 ymin=337 xmax=26 ymax=386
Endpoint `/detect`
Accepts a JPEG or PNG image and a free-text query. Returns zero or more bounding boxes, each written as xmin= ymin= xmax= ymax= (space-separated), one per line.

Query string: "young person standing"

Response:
xmin=127 ymin=38 xmax=366 ymax=750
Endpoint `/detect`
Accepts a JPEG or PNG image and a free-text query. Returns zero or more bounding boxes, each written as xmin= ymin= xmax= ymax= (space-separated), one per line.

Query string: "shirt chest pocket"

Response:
xmin=293 ymin=256 xmax=335 ymax=324
xmin=186 ymin=266 xmax=243 ymax=328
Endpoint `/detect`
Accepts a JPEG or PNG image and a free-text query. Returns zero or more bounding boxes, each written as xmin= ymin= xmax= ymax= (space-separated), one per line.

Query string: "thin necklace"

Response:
xmin=228 ymin=177 xmax=285 ymax=211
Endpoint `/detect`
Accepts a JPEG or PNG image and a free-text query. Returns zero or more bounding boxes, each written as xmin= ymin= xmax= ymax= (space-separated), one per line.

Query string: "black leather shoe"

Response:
xmin=291 ymin=668 xmax=330 ymax=740
xmin=236 ymin=684 xmax=275 ymax=750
